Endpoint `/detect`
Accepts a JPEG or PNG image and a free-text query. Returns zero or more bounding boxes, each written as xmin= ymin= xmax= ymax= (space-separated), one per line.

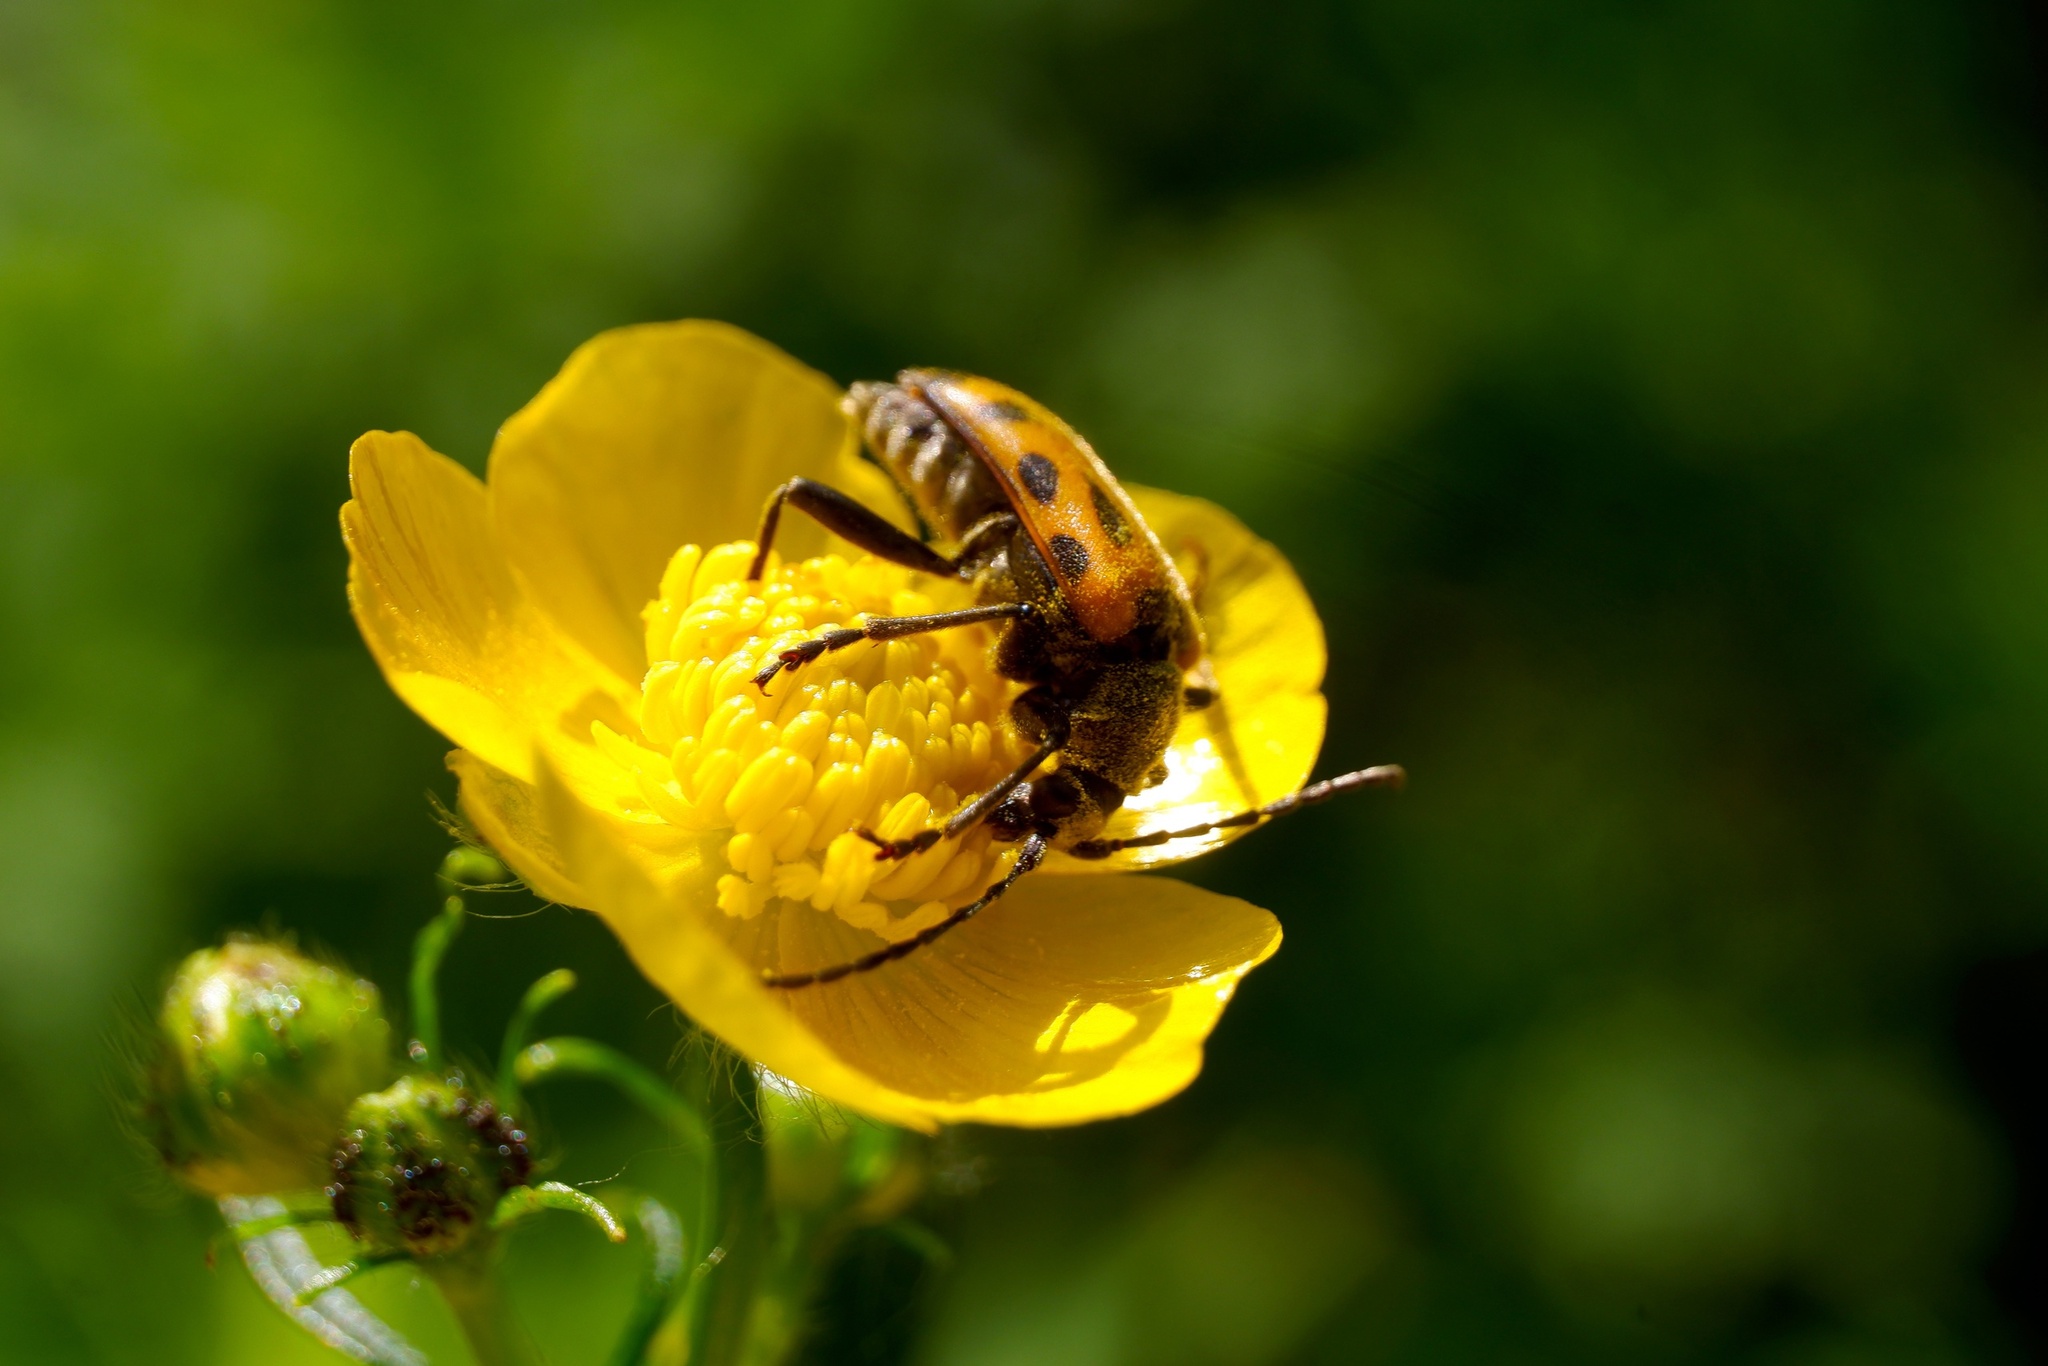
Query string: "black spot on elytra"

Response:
xmin=1048 ymin=533 xmax=1091 ymax=581
xmin=1017 ymin=453 xmax=1060 ymax=504
xmin=1091 ymin=484 xmax=1132 ymax=545
xmin=982 ymin=400 xmax=1030 ymax=422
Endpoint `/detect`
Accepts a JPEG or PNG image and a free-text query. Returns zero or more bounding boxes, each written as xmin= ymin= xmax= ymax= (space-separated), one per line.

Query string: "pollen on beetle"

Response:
xmin=591 ymin=540 xmax=1032 ymax=950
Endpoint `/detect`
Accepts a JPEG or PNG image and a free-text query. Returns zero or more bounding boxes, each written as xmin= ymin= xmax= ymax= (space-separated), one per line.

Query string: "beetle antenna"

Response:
xmin=759 ymin=834 xmax=1049 ymax=989
xmin=1065 ymin=764 xmax=1405 ymax=859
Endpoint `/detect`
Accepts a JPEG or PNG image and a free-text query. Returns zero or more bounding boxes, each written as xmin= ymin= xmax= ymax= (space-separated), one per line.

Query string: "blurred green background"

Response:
xmin=5 ymin=0 xmax=2048 ymax=1361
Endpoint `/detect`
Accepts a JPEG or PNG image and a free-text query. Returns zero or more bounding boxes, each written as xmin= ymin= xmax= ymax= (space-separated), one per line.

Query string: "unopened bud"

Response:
xmin=439 ymin=846 xmax=510 ymax=888
xmin=145 ymin=939 xmax=394 ymax=1197
xmin=329 ymin=1075 xmax=533 ymax=1258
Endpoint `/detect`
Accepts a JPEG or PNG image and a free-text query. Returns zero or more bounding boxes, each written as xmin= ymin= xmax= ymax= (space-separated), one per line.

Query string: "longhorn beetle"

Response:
xmin=746 ymin=369 xmax=1403 ymax=987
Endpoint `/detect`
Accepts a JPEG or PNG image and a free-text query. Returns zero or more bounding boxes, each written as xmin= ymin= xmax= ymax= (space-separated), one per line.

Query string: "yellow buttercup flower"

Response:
xmin=622 ymin=545 xmax=1027 ymax=937
xmin=342 ymin=320 xmax=1329 ymax=1130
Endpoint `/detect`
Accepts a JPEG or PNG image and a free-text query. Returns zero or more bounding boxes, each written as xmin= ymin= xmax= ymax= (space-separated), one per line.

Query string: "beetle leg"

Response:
xmin=747 ymin=477 xmax=959 ymax=582
xmin=855 ymin=733 xmax=1061 ymax=860
xmin=752 ymin=601 xmax=1035 ymax=692
xmin=954 ymin=510 xmax=1020 ymax=561
xmin=759 ymin=834 xmax=1048 ymax=989
xmin=1064 ymin=764 xmax=1407 ymax=858
xmin=1181 ymin=657 xmax=1220 ymax=710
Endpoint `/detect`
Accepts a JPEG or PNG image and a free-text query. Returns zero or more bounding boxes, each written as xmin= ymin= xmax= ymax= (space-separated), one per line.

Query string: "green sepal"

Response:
xmin=492 ymin=1180 xmax=627 ymax=1243
xmin=290 ymin=1252 xmax=408 ymax=1307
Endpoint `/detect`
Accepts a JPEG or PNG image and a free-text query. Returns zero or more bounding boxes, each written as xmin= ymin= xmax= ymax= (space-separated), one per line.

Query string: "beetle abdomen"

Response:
xmin=845 ymin=381 xmax=1006 ymax=547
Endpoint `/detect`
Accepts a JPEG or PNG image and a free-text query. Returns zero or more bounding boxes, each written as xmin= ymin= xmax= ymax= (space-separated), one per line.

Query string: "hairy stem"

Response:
xmin=683 ymin=1054 xmax=769 ymax=1366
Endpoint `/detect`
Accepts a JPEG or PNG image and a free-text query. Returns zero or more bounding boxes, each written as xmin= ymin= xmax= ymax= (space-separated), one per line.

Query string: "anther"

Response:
xmin=613 ymin=541 xmax=1029 ymax=964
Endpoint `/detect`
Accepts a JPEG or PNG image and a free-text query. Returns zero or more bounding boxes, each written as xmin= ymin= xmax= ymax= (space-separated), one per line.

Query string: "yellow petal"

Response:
xmin=342 ymin=431 xmax=626 ymax=784
xmin=533 ymin=755 xmax=1279 ymax=1130
xmin=1044 ymin=484 xmax=1329 ymax=872
xmin=771 ymin=871 xmax=1282 ymax=1127
xmin=533 ymin=755 xmax=941 ymax=1130
xmin=449 ymin=750 xmax=592 ymax=908
xmin=488 ymin=320 xmax=913 ymax=683
xmin=454 ymin=740 xmax=735 ymax=915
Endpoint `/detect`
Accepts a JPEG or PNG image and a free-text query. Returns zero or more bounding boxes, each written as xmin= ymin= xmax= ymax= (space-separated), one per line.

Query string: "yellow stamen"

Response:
xmin=600 ymin=542 xmax=1031 ymax=945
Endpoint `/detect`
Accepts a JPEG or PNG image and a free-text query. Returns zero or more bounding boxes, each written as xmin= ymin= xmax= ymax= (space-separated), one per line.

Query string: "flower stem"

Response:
xmin=429 ymin=1256 xmax=543 ymax=1366
xmin=496 ymin=969 xmax=578 ymax=1114
xmin=515 ymin=1036 xmax=710 ymax=1152
xmin=683 ymin=1053 xmax=769 ymax=1366
xmin=409 ymin=895 xmax=465 ymax=1066
xmin=738 ymin=1215 xmax=823 ymax=1366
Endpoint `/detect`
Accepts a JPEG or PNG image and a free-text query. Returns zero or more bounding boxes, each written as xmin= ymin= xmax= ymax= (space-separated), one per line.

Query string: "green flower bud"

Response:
xmin=145 ymin=939 xmax=394 ymax=1197
xmin=329 ymin=1075 xmax=533 ymax=1259
xmin=439 ymin=845 xmax=510 ymax=888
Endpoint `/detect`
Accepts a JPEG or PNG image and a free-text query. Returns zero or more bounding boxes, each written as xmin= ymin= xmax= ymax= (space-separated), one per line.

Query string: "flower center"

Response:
xmin=592 ymin=541 xmax=1030 ymax=945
